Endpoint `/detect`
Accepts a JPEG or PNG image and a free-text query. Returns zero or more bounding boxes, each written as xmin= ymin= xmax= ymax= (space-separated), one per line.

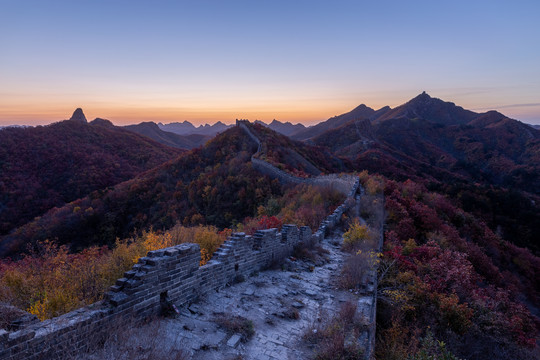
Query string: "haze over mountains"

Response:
xmin=157 ymin=121 xmax=232 ymax=136
xmin=155 ymin=119 xmax=307 ymax=138
xmin=124 ymin=122 xmax=210 ymax=149
xmin=123 ymin=119 xmax=307 ymax=149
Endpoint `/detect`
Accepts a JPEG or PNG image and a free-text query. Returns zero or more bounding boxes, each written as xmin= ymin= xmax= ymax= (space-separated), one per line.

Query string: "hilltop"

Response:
xmin=0 ymin=109 xmax=183 ymax=238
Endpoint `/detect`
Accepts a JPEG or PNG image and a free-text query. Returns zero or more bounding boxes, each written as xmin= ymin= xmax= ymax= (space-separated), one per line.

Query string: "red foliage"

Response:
xmin=382 ymin=178 xmax=539 ymax=350
xmin=257 ymin=216 xmax=283 ymax=231
xmin=0 ymin=127 xmax=282 ymax=256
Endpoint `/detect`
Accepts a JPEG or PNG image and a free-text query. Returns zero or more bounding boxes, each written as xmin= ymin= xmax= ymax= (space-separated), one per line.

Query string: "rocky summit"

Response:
xmin=69 ymin=108 xmax=87 ymax=123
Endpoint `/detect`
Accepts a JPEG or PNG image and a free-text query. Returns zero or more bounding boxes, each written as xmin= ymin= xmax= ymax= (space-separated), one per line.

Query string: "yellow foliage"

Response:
xmin=359 ymin=172 xmax=385 ymax=195
xmin=0 ymin=224 xmax=231 ymax=320
xmin=28 ymin=299 xmax=48 ymax=321
xmin=355 ymin=250 xmax=383 ymax=267
xmin=142 ymin=231 xmax=173 ymax=253
xmin=343 ymin=219 xmax=376 ymax=251
xmin=200 ymin=248 xmax=211 ymax=266
xmin=402 ymin=238 xmax=417 ymax=255
xmin=365 ymin=177 xmax=384 ymax=195
xmin=383 ymin=289 xmax=414 ymax=312
xmin=166 ymin=224 xmax=229 ymax=265
xmin=194 ymin=227 xmax=223 ymax=258
xmin=344 ymin=220 xmax=369 ymax=244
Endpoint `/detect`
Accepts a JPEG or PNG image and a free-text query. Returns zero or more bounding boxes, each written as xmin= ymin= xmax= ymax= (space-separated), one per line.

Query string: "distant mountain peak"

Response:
xmin=408 ymin=91 xmax=434 ymax=105
xmin=90 ymin=118 xmax=114 ymax=127
xmin=69 ymin=108 xmax=87 ymax=123
xmin=158 ymin=120 xmax=232 ymax=136
xmin=352 ymin=104 xmax=370 ymax=110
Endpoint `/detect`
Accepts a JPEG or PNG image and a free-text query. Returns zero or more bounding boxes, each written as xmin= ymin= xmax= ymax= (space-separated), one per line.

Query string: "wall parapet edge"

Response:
xmin=3 ymin=185 xmax=360 ymax=360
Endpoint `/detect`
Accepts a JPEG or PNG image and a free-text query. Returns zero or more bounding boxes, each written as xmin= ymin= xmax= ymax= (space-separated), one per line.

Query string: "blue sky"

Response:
xmin=1 ymin=0 xmax=539 ymax=125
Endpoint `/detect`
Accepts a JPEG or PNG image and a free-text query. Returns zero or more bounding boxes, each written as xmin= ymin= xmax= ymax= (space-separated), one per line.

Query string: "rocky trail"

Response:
xmin=85 ymin=230 xmax=367 ymax=360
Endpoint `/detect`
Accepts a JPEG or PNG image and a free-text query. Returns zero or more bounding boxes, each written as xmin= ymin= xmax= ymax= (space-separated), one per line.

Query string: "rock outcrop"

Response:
xmin=69 ymin=108 xmax=87 ymax=123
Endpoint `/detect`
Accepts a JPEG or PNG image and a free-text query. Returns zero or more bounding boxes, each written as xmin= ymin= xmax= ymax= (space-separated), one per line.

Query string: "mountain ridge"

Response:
xmin=307 ymin=94 xmax=540 ymax=252
xmin=158 ymin=121 xmax=232 ymax=136
xmin=125 ymin=121 xmax=210 ymax=149
xmin=292 ymin=103 xmax=378 ymax=141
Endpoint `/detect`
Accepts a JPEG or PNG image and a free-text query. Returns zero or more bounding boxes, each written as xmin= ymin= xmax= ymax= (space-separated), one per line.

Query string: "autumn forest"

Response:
xmin=1 ymin=94 xmax=539 ymax=359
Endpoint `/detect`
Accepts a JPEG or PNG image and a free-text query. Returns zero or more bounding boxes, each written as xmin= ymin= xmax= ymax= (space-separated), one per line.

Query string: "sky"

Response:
xmin=1 ymin=0 xmax=539 ymax=126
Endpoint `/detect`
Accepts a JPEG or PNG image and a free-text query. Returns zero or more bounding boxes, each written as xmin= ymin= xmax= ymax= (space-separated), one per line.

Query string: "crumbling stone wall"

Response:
xmin=238 ymin=119 xmax=357 ymax=195
xmin=1 ymin=185 xmax=359 ymax=360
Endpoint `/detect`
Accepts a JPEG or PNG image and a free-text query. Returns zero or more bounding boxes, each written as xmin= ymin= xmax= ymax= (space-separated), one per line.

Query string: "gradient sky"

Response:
xmin=1 ymin=0 xmax=539 ymax=126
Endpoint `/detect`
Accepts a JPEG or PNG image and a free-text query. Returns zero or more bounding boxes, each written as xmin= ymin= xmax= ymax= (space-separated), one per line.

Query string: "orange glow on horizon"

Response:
xmin=0 ymin=101 xmax=365 ymax=127
xmin=1 ymin=95 xmax=539 ymax=127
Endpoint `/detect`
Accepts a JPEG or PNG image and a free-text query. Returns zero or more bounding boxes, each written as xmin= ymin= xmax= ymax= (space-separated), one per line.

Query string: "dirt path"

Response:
xmin=86 ymin=231 xmax=360 ymax=360
xmin=175 ymin=231 xmax=355 ymax=360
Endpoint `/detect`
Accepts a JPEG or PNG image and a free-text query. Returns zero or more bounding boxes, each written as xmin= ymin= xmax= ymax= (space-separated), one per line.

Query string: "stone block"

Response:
xmin=115 ymin=278 xmax=128 ymax=287
xmin=8 ymin=330 xmax=35 ymax=344
xmin=123 ymin=270 xmax=136 ymax=279
xmin=227 ymin=333 xmax=242 ymax=348
xmin=107 ymin=292 xmax=128 ymax=307
xmin=147 ymin=249 xmax=165 ymax=258
xmin=145 ymin=258 xmax=163 ymax=266
xmin=164 ymin=248 xmax=180 ymax=256
xmin=108 ymin=285 xmax=122 ymax=293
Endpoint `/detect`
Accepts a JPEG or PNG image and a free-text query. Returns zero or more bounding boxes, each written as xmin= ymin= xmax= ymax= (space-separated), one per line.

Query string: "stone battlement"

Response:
xmin=1 ymin=183 xmax=360 ymax=360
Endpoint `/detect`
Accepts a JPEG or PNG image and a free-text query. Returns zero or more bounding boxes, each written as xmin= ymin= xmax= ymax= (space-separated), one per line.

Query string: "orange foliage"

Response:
xmin=0 ymin=225 xmax=231 ymax=320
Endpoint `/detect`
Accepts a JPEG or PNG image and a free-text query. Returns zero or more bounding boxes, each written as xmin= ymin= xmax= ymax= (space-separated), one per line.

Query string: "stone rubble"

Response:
xmin=92 ymin=232 xmax=364 ymax=360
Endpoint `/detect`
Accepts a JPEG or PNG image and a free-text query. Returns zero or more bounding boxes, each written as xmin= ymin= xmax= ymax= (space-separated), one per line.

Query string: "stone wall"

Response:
xmin=241 ymin=119 xmax=379 ymax=358
xmin=238 ymin=119 xmax=358 ymax=195
xmin=355 ymin=192 xmax=385 ymax=360
xmin=1 ymin=182 xmax=360 ymax=360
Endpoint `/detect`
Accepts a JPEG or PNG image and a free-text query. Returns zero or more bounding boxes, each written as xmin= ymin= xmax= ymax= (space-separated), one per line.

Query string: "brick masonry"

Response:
xmin=0 ymin=121 xmax=374 ymax=360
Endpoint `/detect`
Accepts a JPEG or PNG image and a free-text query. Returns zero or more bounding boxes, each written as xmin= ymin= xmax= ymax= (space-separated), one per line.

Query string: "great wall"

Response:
xmin=0 ymin=121 xmax=382 ymax=360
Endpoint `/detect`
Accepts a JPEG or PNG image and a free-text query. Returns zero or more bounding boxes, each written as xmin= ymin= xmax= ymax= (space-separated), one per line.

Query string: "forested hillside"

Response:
xmin=370 ymin=174 xmax=539 ymax=360
xmin=0 ymin=118 xmax=183 ymax=238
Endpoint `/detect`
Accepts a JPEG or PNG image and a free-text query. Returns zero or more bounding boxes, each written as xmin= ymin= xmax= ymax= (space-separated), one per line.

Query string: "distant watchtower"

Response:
xmin=235 ymin=119 xmax=250 ymax=126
